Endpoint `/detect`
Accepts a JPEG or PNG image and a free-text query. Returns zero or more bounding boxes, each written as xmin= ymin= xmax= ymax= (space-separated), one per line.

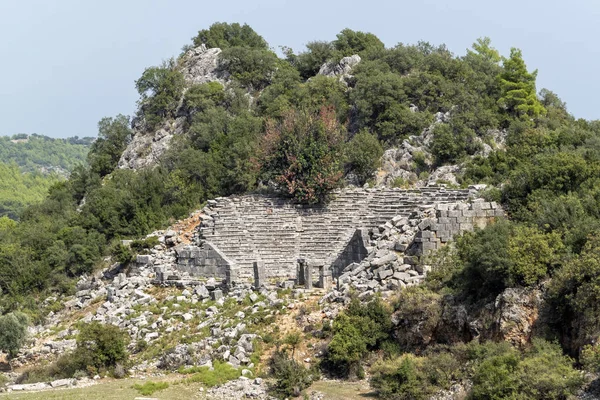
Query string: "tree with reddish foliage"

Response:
xmin=261 ymin=106 xmax=345 ymax=204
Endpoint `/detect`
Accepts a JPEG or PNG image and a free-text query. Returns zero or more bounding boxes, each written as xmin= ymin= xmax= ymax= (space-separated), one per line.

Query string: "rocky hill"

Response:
xmin=1 ymin=22 xmax=600 ymax=400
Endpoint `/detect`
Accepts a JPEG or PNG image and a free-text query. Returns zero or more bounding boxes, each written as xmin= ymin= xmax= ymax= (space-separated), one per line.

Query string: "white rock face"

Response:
xmin=179 ymin=44 xmax=229 ymax=86
xmin=318 ymin=54 xmax=361 ymax=81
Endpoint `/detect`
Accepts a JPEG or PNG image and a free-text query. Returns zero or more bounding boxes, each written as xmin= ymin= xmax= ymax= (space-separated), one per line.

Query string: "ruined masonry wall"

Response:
xmin=193 ymin=187 xmax=474 ymax=279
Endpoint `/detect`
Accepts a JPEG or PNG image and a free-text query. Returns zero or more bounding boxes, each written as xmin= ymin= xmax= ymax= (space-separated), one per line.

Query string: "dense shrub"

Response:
xmin=219 ymin=47 xmax=278 ymax=90
xmin=453 ymin=220 xmax=563 ymax=301
xmin=269 ymin=350 xmax=317 ymax=398
xmin=73 ymin=322 xmax=129 ymax=375
xmin=0 ymin=312 xmax=28 ymax=358
xmin=324 ymin=297 xmax=392 ymax=377
xmin=135 ymin=59 xmax=185 ymax=130
xmin=261 ymin=106 xmax=345 ymax=204
xmin=371 ymin=340 xmax=583 ymax=400
xmin=344 ymin=130 xmax=383 ymax=185
xmin=192 ymin=22 xmax=268 ymax=50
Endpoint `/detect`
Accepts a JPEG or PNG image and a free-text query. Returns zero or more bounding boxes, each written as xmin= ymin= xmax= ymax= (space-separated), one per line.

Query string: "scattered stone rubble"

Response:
xmin=321 ymin=199 xmax=503 ymax=303
xmin=206 ymin=377 xmax=275 ymax=399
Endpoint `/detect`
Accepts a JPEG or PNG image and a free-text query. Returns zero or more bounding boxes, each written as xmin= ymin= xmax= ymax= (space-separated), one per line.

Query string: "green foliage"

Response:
xmin=129 ymin=236 xmax=160 ymax=253
xmin=261 ymin=106 xmax=345 ymax=204
xmin=549 ymin=236 xmax=600 ymax=355
xmin=498 ymin=48 xmax=546 ymax=121
xmin=135 ymin=59 xmax=185 ymax=130
xmin=470 ymin=340 xmax=583 ymax=400
xmin=219 ymin=47 xmax=278 ymax=90
xmin=289 ymin=41 xmax=334 ymax=80
xmin=192 ymin=22 xmax=268 ymax=50
xmin=23 ymin=323 xmax=128 ymax=381
xmin=430 ymin=121 xmax=479 ymax=165
xmin=370 ymin=354 xmax=428 ymax=400
xmin=333 ymin=28 xmax=385 ymax=59
xmin=133 ymin=381 xmax=169 ymax=396
xmin=269 ymin=350 xmax=317 ymax=398
xmin=87 ymin=115 xmax=132 ymax=177
xmin=344 ymin=130 xmax=383 ymax=185
xmin=0 ymin=134 xmax=91 ymax=174
xmin=0 ymin=312 xmax=28 ymax=358
xmin=325 ymin=297 xmax=392 ymax=377
xmin=184 ymin=360 xmax=241 ymax=387
xmin=181 ymin=82 xmax=226 ymax=120
xmin=392 ymin=287 xmax=442 ymax=350
xmin=74 ymin=322 xmax=128 ymax=373
xmin=370 ymin=340 xmax=583 ymax=400
xmin=0 ymin=162 xmax=60 ymax=219
xmin=453 ymin=221 xmax=564 ymax=301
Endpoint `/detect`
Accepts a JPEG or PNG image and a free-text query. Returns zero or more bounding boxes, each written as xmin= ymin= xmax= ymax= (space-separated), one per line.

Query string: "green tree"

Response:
xmin=498 ymin=48 xmax=546 ymax=121
xmin=87 ymin=115 xmax=132 ymax=177
xmin=292 ymin=41 xmax=335 ymax=79
xmin=135 ymin=59 xmax=185 ymax=130
xmin=192 ymin=22 xmax=268 ymax=50
xmin=219 ymin=47 xmax=278 ymax=90
xmin=75 ymin=322 xmax=128 ymax=371
xmin=344 ymin=130 xmax=383 ymax=185
xmin=0 ymin=312 xmax=28 ymax=359
xmin=261 ymin=106 xmax=345 ymax=204
xmin=333 ymin=28 xmax=385 ymax=59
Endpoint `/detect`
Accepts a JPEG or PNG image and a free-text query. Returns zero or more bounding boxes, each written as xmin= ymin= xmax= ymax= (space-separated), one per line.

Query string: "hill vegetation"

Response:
xmin=0 ymin=134 xmax=92 ymax=174
xmin=1 ymin=22 xmax=600 ymax=398
xmin=0 ymin=134 xmax=92 ymax=219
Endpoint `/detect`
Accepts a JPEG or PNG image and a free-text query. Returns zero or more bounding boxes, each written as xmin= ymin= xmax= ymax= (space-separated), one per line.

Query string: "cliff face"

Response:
xmin=117 ymin=45 xmax=229 ymax=170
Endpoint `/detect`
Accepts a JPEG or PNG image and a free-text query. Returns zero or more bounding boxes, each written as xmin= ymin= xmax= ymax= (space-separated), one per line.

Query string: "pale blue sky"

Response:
xmin=0 ymin=0 xmax=598 ymax=138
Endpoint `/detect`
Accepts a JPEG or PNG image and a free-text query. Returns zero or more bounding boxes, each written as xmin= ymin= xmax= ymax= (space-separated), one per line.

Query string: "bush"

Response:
xmin=0 ymin=312 xmax=28 ymax=359
xmin=184 ymin=361 xmax=240 ymax=387
xmin=324 ymin=297 xmax=392 ymax=377
xmin=370 ymin=354 xmax=428 ymax=400
xmin=469 ymin=339 xmax=583 ymax=400
xmin=133 ymin=381 xmax=169 ymax=396
xmin=392 ymin=287 xmax=442 ymax=350
xmin=73 ymin=322 xmax=128 ymax=375
xmin=269 ymin=350 xmax=317 ymax=398
xmin=453 ymin=220 xmax=563 ymax=301
xmin=261 ymin=106 xmax=345 ymax=204
xmin=135 ymin=60 xmax=185 ymax=130
xmin=219 ymin=47 xmax=278 ymax=90
xmin=192 ymin=22 xmax=268 ymax=50
xmin=344 ymin=130 xmax=383 ymax=185
xmin=129 ymin=236 xmax=160 ymax=253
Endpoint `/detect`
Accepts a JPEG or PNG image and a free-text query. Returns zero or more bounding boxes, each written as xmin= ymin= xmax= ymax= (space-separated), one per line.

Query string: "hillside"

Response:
xmin=0 ymin=135 xmax=92 ymax=219
xmin=0 ymin=163 xmax=60 ymax=220
xmin=0 ymin=134 xmax=92 ymax=175
xmin=1 ymin=22 xmax=600 ymax=399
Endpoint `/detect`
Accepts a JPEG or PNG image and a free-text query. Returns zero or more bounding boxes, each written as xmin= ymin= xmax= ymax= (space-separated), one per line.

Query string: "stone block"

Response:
xmin=211 ymin=289 xmax=223 ymax=301
xmin=136 ymin=255 xmax=152 ymax=265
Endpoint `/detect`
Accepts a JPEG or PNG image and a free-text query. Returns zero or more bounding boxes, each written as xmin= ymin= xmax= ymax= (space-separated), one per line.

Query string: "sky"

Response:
xmin=0 ymin=0 xmax=598 ymax=138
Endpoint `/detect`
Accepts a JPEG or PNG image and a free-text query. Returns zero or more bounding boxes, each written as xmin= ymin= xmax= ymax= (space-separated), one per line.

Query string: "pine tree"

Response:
xmin=498 ymin=48 xmax=546 ymax=120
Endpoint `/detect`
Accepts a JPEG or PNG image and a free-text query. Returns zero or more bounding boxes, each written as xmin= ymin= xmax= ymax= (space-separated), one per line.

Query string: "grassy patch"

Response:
xmin=183 ymin=361 xmax=241 ymax=387
xmin=132 ymin=381 xmax=169 ymax=396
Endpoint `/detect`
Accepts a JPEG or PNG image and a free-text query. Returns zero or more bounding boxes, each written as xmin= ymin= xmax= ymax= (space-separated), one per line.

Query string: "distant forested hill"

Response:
xmin=0 ymin=134 xmax=93 ymax=219
xmin=0 ymin=134 xmax=92 ymax=175
xmin=0 ymin=162 xmax=60 ymax=219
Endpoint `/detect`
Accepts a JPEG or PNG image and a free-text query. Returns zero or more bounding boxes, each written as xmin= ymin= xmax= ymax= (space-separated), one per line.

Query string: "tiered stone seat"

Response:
xmin=198 ymin=187 xmax=473 ymax=278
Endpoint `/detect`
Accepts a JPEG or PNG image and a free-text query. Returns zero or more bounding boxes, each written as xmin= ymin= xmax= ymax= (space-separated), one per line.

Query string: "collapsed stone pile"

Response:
xmin=322 ymin=199 xmax=503 ymax=303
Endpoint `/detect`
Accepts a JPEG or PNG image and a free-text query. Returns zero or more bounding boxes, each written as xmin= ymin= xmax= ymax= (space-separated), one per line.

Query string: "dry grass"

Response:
xmin=0 ymin=376 xmax=205 ymax=400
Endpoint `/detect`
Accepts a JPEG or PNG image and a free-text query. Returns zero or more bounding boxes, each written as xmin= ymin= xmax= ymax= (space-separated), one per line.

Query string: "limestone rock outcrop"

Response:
xmin=117 ymin=45 xmax=229 ymax=170
xmin=318 ymin=54 xmax=361 ymax=82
